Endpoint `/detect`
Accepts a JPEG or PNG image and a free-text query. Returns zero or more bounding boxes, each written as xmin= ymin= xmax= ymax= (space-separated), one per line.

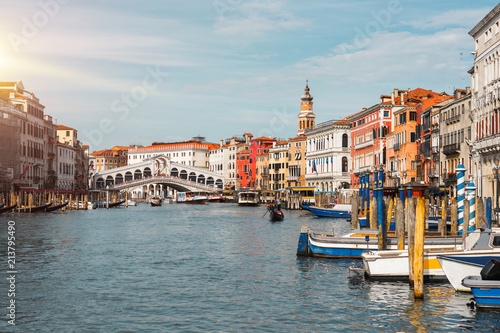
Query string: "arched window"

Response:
xmin=342 ymin=134 xmax=348 ymax=148
xmin=342 ymin=156 xmax=348 ymax=173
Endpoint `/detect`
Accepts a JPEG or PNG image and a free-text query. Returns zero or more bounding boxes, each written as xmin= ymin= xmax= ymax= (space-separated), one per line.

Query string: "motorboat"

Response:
xmin=238 ymin=192 xmax=260 ymax=206
xmin=362 ymin=228 xmax=500 ymax=281
xmin=305 ymin=204 xmax=352 ymax=218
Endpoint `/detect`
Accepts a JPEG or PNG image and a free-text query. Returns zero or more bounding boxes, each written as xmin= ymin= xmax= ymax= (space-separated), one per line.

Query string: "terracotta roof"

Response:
xmin=289 ymin=135 xmax=307 ymax=141
xmin=57 ymin=125 xmax=74 ymax=131
xmin=238 ymin=149 xmax=250 ymax=154
xmin=419 ymin=95 xmax=454 ymax=112
xmin=250 ymin=136 xmax=276 ymax=142
xmin=334 ymin=119 xmax=350 ymax=126
xmin=276 ymin=140 xmax=288 ymax=145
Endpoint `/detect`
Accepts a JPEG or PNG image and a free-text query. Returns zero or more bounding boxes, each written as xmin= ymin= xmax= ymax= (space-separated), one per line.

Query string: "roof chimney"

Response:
xmin=391 ymin=92 xmax=395 ymax=105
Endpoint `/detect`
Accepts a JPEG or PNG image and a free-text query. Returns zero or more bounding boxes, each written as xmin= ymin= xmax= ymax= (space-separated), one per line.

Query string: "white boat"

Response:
xmin=297 ymin=227 xmax=463 ymax=258
xmin=362 ymin=227 xmax=500 ymax=281
xmin=127 ymin=200 xmax=137 ymax=206
xmin=176 ymin=191 xmax=208 ymax=204
xmin=237 ymin=191 xmax=260 ymax=206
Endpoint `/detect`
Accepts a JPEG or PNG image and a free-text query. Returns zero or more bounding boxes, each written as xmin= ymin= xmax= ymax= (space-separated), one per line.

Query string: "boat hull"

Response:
xmin=270 ymin=210 xmax=284 ymax=221
xmin=306 ymin=205 xmax=351 ymax=218
xmin=462 ymin=275 xmax=500 ymax=308
xmin=297 ymin=227 xmax=463 ymax=259
xmin=438 ymin=253 xmax=500 ymax=292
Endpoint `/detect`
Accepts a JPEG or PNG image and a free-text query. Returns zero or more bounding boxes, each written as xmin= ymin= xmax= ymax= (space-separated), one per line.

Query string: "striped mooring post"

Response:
xmin=466 ymin=182 xmax=477 ymax=232
xmin=456 ymin=164 xmax=466 ymax=235
xmin=359 ymin=172 xmax=365 ymax=214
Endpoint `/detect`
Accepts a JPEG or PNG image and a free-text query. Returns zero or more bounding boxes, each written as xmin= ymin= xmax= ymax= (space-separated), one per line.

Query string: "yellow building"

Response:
xmin=269 ymin=140 xmax=289 ymax=191
xmin=255 ymin=149 xmax=270 ymax=190
xmin=90 ymin=146 xmax=130 ymax=172
xmin=287 ymin=135 xmax=307 ymax=187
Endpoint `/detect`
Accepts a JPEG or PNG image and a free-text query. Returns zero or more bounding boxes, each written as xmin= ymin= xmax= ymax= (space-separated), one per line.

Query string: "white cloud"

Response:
xmin=404 ymin=8 xmax=491 ymax=30
xmin=213 ymin=0 xmax=309 ymax=38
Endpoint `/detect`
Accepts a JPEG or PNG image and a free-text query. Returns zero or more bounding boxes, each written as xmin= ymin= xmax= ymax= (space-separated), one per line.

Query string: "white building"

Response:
xmin=305 ymin=119 xmax=351 ymax=191
xmin=57 ymin=142 xmax=77 ymax=190
xmin=469 ymin=4 xmax=500 ymax=198
xmin=128 ymin=139 xmax=218 ymax=170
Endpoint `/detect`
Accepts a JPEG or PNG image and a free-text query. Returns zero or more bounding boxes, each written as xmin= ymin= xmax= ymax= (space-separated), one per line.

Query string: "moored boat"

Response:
xmin=45 ymin=201 xmax=69 ymax=212
xmin=127 ymin=200 xmax=137 ymax=206
xmin=305 ymin=204 xmax=352 ymax=218
xmin=17 ymin=202 xmax=53 ymax=213
xmin=362 ymin=228 xmax=500 ymax=281
xmin=462 ymin=258 xmax=500 ymax=308
xmin=94 ymin=200 xmax=125 ymax=208
xmin=297 ymin=227 xmax=464 ymax=259
xmin=238 ymin=191 xmax=260 ymax=206
xmin=0 ymin=204 xmax=17 ymax=214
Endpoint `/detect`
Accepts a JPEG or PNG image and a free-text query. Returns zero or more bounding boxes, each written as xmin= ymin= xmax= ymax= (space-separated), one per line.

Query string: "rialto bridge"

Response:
xmin=91 ymin=155 xmax=224 ymax=197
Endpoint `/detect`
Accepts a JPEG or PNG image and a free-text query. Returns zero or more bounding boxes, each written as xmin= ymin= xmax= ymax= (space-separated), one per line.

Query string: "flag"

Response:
xmin=20 ymin=166 xmax=28 ymax=176
xmin=312 ymin=160 xmax=317 ymax=173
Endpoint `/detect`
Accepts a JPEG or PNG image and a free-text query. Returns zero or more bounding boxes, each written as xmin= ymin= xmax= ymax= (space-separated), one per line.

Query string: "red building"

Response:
xmin=236 ymin=149 xmax=251 ymax=189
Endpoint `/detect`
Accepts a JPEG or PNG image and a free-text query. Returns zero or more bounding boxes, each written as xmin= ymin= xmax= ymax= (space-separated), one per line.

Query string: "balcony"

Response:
xmin=431 ymin=146 xmax=439 ymax=154
xmin=393 ymin=142 xmax=401 ymax=151
xmin=422 ymin=150 xmax=431 ymax=159
xmin=446 ymin=114 xmax=461 ymax=125
xmin=442 ymin=142 xmax=460 ymax=155
xmin=354 ymin=139 xmax=374 ymax=150
xmin=428 ymin=168 xmax=438 ymax=178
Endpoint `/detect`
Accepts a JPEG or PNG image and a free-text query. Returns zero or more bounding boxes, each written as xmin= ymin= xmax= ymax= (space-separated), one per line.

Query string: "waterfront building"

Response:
xmin=56 ymin=141 xmax=77 ymax=190
xmin=236 ymin=149 xmax=251 ymax=189
xmin=348 ymin=91 xmax=403 ymax=189
xmin=220 ymin=134 xmax=252 ymax=190
xmin=248 ymin=136 xmax=276 ymax=189
xmin=0 ymin=95 xmax=22 ymax=192
xmin=90 ymin=146 xmax=130 ymax=172
xmin=436 ymin=90 xmax=472 ymax=195
xmin=287 ymin=135 xmax=307 ymax=187
xmin=0 ymin=81 xmax=58 ymax=189
xmin=255 ymin=148 xmax=270 ymax=190
xmin=305 ymin=119 xmax=351 ymax=191
xmin=128 ymin=138 xmax=218 ymax=170
xmin=414 ymin=93 xmax=454 ymax=186
xmin=469 ymin=4 xmax=500 ymax=198
xmin=269 ymin=140 xmax=289 ymax=191
xmin=297 ymin=82 xmax=315 ymax=135
xmin=56 ymin=125 xmax=89 ymax=190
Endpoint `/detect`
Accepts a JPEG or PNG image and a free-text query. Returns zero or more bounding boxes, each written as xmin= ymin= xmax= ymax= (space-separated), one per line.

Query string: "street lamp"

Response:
xmin=402 ymin=171 xmax=407 ymax=185
xmin=494 ymin=158 xmax=500 ymax=225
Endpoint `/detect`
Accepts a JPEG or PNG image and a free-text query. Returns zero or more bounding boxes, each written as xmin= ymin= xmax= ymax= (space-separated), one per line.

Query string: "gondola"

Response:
xmin=45 ymin=201 xmax=69 ymax=212
xmin=17 ymin=202 xmax=52 ymax=213
xmin=0 ymin=204 xmax=17 ymax=214
xmin=269 ymin=207 xmax=284 ymax=221
xmin=94 ymin=200 xmax=125 ymax=208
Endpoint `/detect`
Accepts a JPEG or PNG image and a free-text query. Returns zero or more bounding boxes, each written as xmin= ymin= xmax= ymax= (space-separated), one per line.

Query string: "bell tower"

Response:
xmin=298 ymin=81 xmax=315 ymax=135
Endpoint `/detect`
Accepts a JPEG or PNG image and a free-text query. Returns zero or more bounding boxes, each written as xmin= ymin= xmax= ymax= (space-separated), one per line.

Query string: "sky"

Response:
xmin=0 ymin=0 xmax=497 ymax=151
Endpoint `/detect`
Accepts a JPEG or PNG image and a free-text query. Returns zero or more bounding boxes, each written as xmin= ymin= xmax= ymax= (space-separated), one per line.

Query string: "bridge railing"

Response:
xmin=107 ymin=175 xmax=220 ymax=192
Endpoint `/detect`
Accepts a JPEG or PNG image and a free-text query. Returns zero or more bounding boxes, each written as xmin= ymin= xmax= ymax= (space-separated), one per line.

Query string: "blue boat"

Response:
xmin=297 ymin=227 xmax=463 ymax=259
xmin=305 ymin=204 xmax=352 ymax=218
xmin=462 ymin=258 xmax=500 ymax=307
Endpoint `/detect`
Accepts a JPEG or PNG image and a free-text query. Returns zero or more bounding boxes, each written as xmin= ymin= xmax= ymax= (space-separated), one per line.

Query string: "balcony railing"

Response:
xmin=354 ymin=139 xmax=374 ymax=150
xmin=394 ymin=142 xmax=401 ymax=151
xmin=442 ymin=142 xmax=460 ymax=155
xmin=422 ymin=150 xmax=431 ymax=159
xmin=428 ymin=168 xmax=438 ymax=178
xmin=446 ymin=114 xmax=461 ymax=125
xmin=431 ymin=146 xmax=439 ymax=154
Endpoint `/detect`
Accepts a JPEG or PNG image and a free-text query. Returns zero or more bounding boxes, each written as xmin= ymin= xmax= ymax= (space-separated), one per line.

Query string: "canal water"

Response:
xmin=1 ymin=203 xmax=500 ymax=332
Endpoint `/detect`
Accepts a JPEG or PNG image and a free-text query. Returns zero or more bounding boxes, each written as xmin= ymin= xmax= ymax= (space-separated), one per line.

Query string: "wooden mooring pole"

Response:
xmin=414 ymin=197 xmax=425 ymax=299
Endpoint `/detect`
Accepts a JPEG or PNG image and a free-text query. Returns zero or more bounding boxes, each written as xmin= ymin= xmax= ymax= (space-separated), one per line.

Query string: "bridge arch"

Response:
xmin=206 ymin=177 xmax=214 ymax=186
xmin=125 ymin=171 xmax=133 ymax=181
xmin=189 ymin=172 xmax=196 ymax=182
xmin=215 ymin=179 xmax=223 ymax=188
xmin=179 ymin=170 xmax=187 ymax=179
xmin=134 ymin=169 xmax=142 ymax=180
xmin=96 ymin=177 xmax=105 ymax=189
xmin=116 ymin=173 xmax=124 ymax=184
xmin=197 ymin=174 xmax=206 ymax=184
xmin=144 ymin=167 xmax=152 ymax=177
xmin=106 ymin=176 xmax=114 ymax=186
xmin=171 ymin=168 xmax=179 ymax=177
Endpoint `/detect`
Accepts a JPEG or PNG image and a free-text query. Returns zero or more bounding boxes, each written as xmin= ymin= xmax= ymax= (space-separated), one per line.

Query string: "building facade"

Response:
xmin=305 ymin=119 xmax=351 ymax=191
xmin=469 ymin=4 xmax=500 ymax=198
